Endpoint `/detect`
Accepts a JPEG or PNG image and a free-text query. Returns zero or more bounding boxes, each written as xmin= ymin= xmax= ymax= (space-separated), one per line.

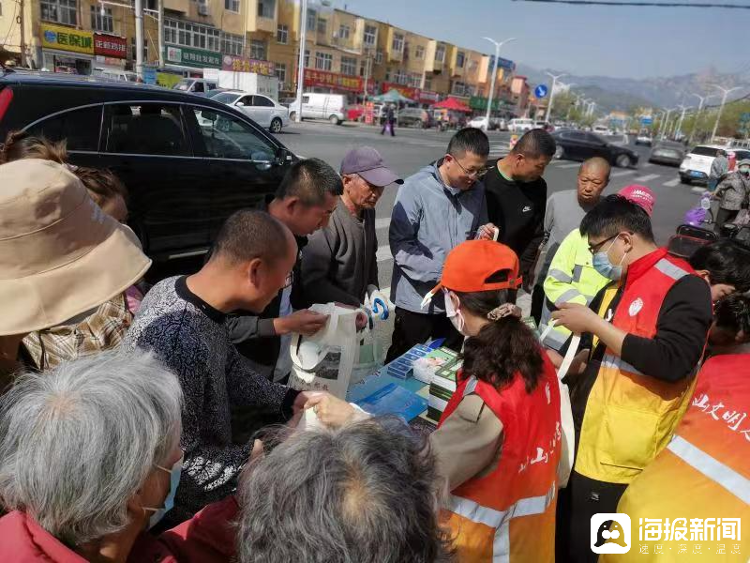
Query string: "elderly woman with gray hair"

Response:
xmin=0 ymin=350 xmax=185 ymax=562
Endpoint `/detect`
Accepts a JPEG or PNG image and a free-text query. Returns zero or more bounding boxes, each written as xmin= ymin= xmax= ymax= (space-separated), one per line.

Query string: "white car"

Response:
xmin=468 ymin=116 xmax=493 ymax=131
xmin=508 ymin=118 xmax=534 ymax=133
xmin=212 ymin=91 xmax=290 ymax=133
xmin=679 ymin=145 xmax=750 ymax=185
xmin=593 ymin=125 xmax=613 ymax=136
xmin=635 ymin=134 xmax=653 ymax=146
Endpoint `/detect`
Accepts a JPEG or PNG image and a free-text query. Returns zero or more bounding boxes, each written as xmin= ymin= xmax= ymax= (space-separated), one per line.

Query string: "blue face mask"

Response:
xmin=592 ymin=237 xmax=625 ymax=281
xmin=144 ymin=454 xmax=183 ymax=529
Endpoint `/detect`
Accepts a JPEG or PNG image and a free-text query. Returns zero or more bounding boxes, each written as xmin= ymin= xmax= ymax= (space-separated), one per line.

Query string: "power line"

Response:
xmin=512 ymin=0 xmax=750 ymax=8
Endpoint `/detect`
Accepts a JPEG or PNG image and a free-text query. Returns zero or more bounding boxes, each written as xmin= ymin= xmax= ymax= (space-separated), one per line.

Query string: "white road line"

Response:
xmin=611 ymin=169 xmax=636 ymax=178
xmin=558 ymin=162 xmax=581 ymax=169
xmin=663 ymin=178 xmax=681 ymax=187
xmin=634 ymin=173 xmax=661 ymax=183
xmin=375 ymin=217 xmax=391 ymax=230
xmin=376 ymin=244 xmax=392 ymax=262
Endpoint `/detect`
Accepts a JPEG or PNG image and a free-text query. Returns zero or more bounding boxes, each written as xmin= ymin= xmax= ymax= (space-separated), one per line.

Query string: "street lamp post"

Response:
xmin=134 ymin=0 xmax=144 ymax=80
xmin=99 ymin=0 xmax=163 ymax=74
xmin=659 ymin=108 xmax=675 ymax=140
xmin=689 ymin=94 xmax=710 ymax=144
xmin=711 ymin=85 xmax=742 ymax=142
xmin=545 ymin=71 xmax=566 ymax=124
xmin=294 ymin=0 xmax=309 ymax=123
xmin=675 ymin=105 xmax=690 ymax=140
xmin=483 ymin=36 xmax=516 ymax=131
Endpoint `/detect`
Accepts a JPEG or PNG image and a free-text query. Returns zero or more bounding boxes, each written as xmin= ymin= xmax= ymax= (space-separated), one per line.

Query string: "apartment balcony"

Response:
xmin=163 ymin=0 xmax=190 ymax=14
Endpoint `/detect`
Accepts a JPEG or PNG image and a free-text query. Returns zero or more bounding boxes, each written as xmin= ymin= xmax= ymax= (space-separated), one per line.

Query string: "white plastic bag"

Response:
xmin=540 ymin=321 xmax=579 ymax=489
xmin=288 ymin=303 xmax=362 ymax=399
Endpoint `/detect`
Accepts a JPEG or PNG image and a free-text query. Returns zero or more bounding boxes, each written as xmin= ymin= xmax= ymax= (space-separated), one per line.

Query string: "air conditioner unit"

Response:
xmin=197 ymin=2 xmax=209 ymax=15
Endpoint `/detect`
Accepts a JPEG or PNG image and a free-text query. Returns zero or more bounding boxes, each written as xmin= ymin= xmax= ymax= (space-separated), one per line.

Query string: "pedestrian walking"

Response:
xmin=713 ymin=158 xmax=750 ymax=234
xmin=708 ymin=149 xmax=729 ymax=191
xmin=387 ymin=128 xmax=496 ymax=361
xmin=380 ymin=104 xmax=396 ymax=137
xmin=302 ymin=147 xmax=402 ymax=306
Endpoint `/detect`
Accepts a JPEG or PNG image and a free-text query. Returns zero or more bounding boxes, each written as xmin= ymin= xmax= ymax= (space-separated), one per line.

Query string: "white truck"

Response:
xmin=204 ymin=69 xmax=280 ymax=100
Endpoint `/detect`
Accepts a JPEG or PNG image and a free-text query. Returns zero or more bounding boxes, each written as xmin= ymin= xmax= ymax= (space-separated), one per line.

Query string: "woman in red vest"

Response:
xmin=427 ymin=240 xmax=562 ymax=563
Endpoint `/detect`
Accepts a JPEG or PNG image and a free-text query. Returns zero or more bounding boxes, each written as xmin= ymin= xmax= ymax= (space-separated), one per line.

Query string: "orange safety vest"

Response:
xmin=603 ymin=354 xmax=750 ymax=562
xmin=575 ymin=248 xmax=701 ymax=485
xmin=438 ymin=354 xmax=562 ymax=562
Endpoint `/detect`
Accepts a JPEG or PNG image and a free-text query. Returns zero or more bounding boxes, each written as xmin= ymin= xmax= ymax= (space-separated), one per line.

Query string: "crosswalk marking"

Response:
xmin=611 ymin=169 xmax=636 ymax=178
xmin=663 ymin=178 xmax=681 ymax=187
xmin=634 ymin=173 xmax=661 ymax=183
xmin=376 ymin=244 xmax=392 ymax=262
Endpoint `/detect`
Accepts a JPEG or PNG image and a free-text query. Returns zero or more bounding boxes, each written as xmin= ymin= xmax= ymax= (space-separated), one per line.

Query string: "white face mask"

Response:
xmin=143 ymin=453 xmax=183 ymax=529
xmin=443 ymin=289 xmax=466 ymax=335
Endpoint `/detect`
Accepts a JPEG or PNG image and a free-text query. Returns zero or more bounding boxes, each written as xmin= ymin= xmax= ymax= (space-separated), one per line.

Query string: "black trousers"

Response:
xmin=381 ymin=121 xmax=395 ymax=136
xmin=556 ymin=470 xmax=628 ymax=563
xmin=385 ymin=307 xmax=463 ymax=362
xmin=715 ymin=207 xmax=739 ymax=235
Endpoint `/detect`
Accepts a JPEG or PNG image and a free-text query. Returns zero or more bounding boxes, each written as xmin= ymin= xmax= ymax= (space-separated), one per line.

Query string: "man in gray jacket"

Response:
xmin=386 ymin=128 xmax=496 ymax=361
xmin=301 ymin=147 xmax=402 ymax=307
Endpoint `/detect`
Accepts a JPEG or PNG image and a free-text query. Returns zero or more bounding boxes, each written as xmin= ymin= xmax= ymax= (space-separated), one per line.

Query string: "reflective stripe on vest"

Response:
xmin=448 ymin=481 xmax=557 ymax=563
xmin=601 ymin=353 xmax=644 ymax=377
xmin=463 ymin=376 xmax=479 ymax=398
xmin=555 ymin=288 xmax=583 ymax=306
xmin=548 ymin=268 xmax=573 ymax=284
xmin=655 ymin=259 xmax=689 ymax=281
xmin=667 ymin=435 xmax=750 ymax=505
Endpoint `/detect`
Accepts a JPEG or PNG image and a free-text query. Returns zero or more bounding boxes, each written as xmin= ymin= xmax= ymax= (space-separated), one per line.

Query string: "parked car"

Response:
xmin=593 ymin=125 xmax=613 ymax=136
xmin=552 ymin=129 xmax=639 ymax=168
xmin=397 ymin=107 xmax=432 ymax=128
xmin=288 ymin=93 xmax=347 ymax=124
xmin=0 ymin=72 xmax=296 ymax=261
xmin=92 ymin=68 xmax=137 ymax=82
xmin=495 ymin=118 xmax=508 ymax=131
xmin=679 ymin=145 xmax=750 ymax=185
xmin=346 ymin=104 xmax=365 ymax=121
xmin=535 ymin=120 xmax=554 ymax=132
xmin=635 ymin=133 xmax=653 ymax=146
xmin=211 ymin=90 xmax=290 ymax=133
xmin=649 ymin=140 xmax=686 ymax=167
xmin=508 ymin=118 xmax=534 ymax=133
xmin=467 ymin=116 xmax=496 ymax=131
xmin=172 ymin=77 xmax=219 ymax=95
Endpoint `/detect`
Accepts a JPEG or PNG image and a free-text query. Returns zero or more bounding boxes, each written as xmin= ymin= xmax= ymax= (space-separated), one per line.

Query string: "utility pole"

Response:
xmin=19 ymin=0 xmax=26 ymax=67
xmin=157 ymin=0 xmax=164 ymax=68
xmin=483 ymin=36 xmax=516 ymax=132
xmin=675 ymin=105 xmax=690 ymax=140
xmin=711 ymin=85 xmax=742 ymax=142
xmin=659 ymin=108 xmax=675 ymax=140
xmin=294 ymin=0 xmax=308 ymax=123
xmin=689 ymin=94 xmax=710 ymax=144
xmin=545 ymin=71 xmax=566 ymax=123
xmin=134 ymin=0 xmax=144 ymax=80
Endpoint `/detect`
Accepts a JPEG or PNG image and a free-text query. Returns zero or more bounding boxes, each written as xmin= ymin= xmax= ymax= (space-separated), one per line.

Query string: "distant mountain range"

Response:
xmin=516 ymin=64 xmax=750 ymax=114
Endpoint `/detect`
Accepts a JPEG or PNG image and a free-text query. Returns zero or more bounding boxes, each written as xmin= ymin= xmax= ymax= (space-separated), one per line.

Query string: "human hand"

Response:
xmin=334 ymin=302 xmax=369 ymax=330
xmin=569 ymin=349 xmax=590 ymax=376
xmin=476 ymin=223 xmax=499 ymax=241
xmin=304 ymin=392 xmax=357 ymax=428
xmin=293 ymin=390 xmax=316 ymax=414
xmin=551 ymin=302 xmax=601 ymax=334
xmin=276 ymin=309 xmax=329 ymax=336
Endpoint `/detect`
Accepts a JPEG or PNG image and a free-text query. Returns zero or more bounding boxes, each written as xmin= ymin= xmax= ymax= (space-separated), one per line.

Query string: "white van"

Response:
xmin=173 ymin=78 xmax=219 ymax=95
xmin=288 ymin=93 xmax=347 ymax=125
xmin=93 ymin=68 xmax=137 ymax=82
xmin=508 ymin=118 xmax=534 ymax=133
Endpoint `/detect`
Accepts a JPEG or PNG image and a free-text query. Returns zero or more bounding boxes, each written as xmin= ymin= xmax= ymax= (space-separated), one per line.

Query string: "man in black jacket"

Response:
xmin=483 ymin=129 xmax=556 ymax=290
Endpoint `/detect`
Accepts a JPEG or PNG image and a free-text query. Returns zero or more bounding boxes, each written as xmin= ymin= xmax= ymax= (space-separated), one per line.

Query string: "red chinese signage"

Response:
xmin=94 ymin=33 xmax=127 ymax=59
xmin=221 ymin=55 xmax=275 ymax=76
xmin=420 ymin=90 xmax=440 ymax=103
xmin=381 ymin=82 xmax=421 ymax=101
xmin=303 ymin=69 xmax=372 ymax=93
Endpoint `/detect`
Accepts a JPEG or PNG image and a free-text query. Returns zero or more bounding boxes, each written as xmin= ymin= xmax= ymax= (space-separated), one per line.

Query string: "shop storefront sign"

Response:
xmin=221 ymin=55 xmax=275 ymax=75
xmin=303 ymin=69 xmax=372 ymax=93
xmin=165 ymin=44 xmax=221 ymax=68
xmin=380 ymin=82 xmax=420 ymax=101
xmin=469 ymin=96 xmax=515 ymax=112
xmin=94 ymin=33 xmax=127 ymax=58
xmin=420 ymin=90 xmax=440 ymax=103
xmin=41 ymin=24 xmax=94 ymax=55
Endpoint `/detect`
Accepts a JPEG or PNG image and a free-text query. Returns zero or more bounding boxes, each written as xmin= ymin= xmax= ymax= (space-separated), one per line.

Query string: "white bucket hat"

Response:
xmin=0 ymin=159 xmax=152 ymax=336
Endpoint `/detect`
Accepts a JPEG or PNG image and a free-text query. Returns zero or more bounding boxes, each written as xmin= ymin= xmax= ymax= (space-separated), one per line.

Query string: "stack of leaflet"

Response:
xmin=386 ymin=343 xmax=432 ymax=379
xmin=413 ymin=347 xmax=456 ymax=384
xmin=426 ymin=348 xmax=462 ymax=424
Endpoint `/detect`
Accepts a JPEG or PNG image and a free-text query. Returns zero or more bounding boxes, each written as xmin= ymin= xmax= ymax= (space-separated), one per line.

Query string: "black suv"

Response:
xmin=0 ymin=72 xmax=296 ymax=261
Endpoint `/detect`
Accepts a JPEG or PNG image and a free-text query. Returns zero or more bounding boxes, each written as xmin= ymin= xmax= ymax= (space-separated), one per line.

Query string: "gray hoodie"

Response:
xmin=389 ymin=161 xmax=488 ymax=314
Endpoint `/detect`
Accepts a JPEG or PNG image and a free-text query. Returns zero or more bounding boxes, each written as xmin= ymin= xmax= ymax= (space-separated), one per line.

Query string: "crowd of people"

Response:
xmin=0 ymin=126 xmax=748 ymax=562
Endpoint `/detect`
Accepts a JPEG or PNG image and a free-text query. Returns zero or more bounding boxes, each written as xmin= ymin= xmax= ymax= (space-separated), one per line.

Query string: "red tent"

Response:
xmin=432 ymin=97 xmax=472 ymax=113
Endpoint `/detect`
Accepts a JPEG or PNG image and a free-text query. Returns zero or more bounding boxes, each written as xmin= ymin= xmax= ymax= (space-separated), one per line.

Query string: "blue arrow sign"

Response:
xmin=534 ymin=84 xmax=549 ymax=99
xmin=641 ymin=116 xmax=653 ymax=125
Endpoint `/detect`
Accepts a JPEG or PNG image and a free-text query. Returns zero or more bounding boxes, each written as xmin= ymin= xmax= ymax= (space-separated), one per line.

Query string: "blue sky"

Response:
xmin=341 ymin=0 xmax=748 ymax=79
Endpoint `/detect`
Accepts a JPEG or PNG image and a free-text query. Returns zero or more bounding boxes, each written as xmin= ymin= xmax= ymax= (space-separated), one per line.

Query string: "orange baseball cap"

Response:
xmin=431 ymin=240 xmax=522 ymax=295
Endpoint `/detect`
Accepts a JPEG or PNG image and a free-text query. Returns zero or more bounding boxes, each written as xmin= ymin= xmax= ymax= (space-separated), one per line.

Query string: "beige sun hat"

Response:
xmin=0 ymin=159 xmax=152 ymax=336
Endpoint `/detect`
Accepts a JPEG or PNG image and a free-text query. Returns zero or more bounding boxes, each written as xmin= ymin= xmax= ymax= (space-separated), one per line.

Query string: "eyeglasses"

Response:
xmin=283 ymin=270 xmax=295 ymax=289
xmin=588 ymin=235 xmax=618 ymax=255
xmin=452 ymin=157 xmax=486 ymax=179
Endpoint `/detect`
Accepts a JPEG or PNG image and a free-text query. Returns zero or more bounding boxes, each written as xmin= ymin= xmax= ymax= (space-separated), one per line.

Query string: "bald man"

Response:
xmin=531 ymin=157 xmax=611 ymax=322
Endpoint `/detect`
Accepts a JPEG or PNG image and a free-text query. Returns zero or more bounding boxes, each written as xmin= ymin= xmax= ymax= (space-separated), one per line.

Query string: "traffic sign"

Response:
xmin=641 ymin=116 xmax=653 ymax=125
xmin=534 ymin=84 xmax=548 ymax=99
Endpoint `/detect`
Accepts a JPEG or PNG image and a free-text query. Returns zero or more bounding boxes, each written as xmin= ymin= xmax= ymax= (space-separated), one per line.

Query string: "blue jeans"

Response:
xmin=708 ymin=178 xmax=718 ymax=191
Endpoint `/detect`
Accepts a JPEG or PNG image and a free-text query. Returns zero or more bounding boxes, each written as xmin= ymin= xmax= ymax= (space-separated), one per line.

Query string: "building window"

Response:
xmin=391 ymin=33 xmax=404 ymax=52
xmin=338 ymin=24 xmax=350 ymax=40
xmin=225 ymin=0 xmax=240 ymax=13
xmin=276 ymin=24 xmax=288 ymax=44
xmin=221 ymin=32 xmax=244 ymax=56
xmin=424 ymin=76 xmax=432 ymax=90
xmin=340 ymin=56 xmax=356 ymax=76
xmin=364 ymin=24 xmax=376 ymax=46
xmin=164 ymin=19 xmax=220 ymax=52
xmin=315 ymin=52 xmax=332 ymax=71
xmin=275 ymin=63 xmax=286 ymax=85
xmin=41 ymin=0 xmax=77 ymax=25
xmin=130 ymin=37 xmax=149 ymax=62
xmin=306 ymin=9 xmax=317 ymax=32
xmin=374 ymin=49 xmax=383 ymax=64
xmin=408 ymin=73 xmax=421 ymax=87
xmin=393 ymin=69 xmax=407 ymax=85
xmin=90 ymin=5 xmax=114 ymax=33
xmin=317 ymin=18 xmax=327 ymax=35
xmin=435 ymin=45 xmax=445 ymax=63
xmin=257 ymin=0 xmax=274 ymax=18
xmin=469 ymin=60 xmax=478 ymax=72
xmin=452 ymin=81 xmax=472 ymax=96
xmin=415 ymin=45 xmax=424 ymax=59
xmin=304 ymin=49 xmax=310 ymax=68
xmin=250 ymin=39 xmax=266 ymax=60
xmin=456 ymin=51 xmax=465 ymax=68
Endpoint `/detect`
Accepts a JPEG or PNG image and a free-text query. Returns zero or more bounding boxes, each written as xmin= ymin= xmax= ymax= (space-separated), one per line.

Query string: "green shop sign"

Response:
xmin=165 ymin=45 xmax=221 ymax=68
xmin=470 ymin=96 xmax=515 ymax=111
